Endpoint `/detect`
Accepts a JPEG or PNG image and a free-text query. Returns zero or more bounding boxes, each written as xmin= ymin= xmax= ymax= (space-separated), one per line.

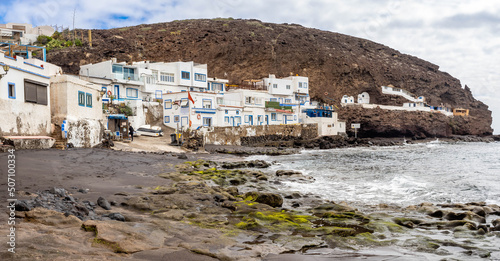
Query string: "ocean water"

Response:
xmin=247 ymin=141 xmax=500 ymax=259
xmin=249 ymin=141 xmax=500 ymax=208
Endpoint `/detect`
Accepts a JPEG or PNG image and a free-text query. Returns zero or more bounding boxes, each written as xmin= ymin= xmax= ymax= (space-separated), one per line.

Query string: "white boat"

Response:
xmin=136 ymin=125 xmax=164 ymax=137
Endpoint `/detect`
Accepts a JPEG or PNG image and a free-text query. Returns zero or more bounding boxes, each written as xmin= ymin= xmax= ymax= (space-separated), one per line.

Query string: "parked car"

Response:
xmin=136 ymin=125 xmax=164 ymax=137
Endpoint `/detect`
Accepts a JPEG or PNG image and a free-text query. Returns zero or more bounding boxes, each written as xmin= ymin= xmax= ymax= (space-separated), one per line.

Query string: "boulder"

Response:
xmin=105 ymin=213 xmax=125 ymax=222
xmin=222 ymin=160 xmax=271 ymax=169
xmin=50 ymin=187 xmax=68 ymax=197
xmin=276 ymin=170 xmax=302 ymax=177
xmin=492 ymin=218 xmax=500 ymax=231
xmin=444 ymin=211 xmax=468 ymax=221
xmin=244 ymin=192 xmax=283 ymax=208
xmin=15 ymin=200 xmax=32 ymax=211
xmin=97 ymin=197 xmax=112 ymax=210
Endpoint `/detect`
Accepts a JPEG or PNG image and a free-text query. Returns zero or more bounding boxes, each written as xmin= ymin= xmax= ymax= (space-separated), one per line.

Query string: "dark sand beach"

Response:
xmin=1 ymin=147 xmax=499 ymax=260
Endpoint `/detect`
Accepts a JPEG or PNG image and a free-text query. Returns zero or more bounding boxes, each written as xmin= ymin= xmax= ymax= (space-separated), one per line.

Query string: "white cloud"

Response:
xmin=3 ymin=0 xmax=499 ymax=133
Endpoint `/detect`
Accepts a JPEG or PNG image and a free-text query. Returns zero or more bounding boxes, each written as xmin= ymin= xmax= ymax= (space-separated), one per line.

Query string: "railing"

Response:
xmin=227 ymin=82 xmax=267 ymax=91
xmin=217 ymin=99 xmax=243 ymax=107
xmin=113 ymin=73 xmax=139 ymax=81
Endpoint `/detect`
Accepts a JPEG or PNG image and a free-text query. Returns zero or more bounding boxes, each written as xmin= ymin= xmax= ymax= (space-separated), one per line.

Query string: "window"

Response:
xmin=244 ymin=115 xmax=250 ymax=123
xmin=155 ymin=90 xmax=162 ymax=99
xmin=225 ymin=110 xmax=228 ymax=114
xmin=164 ymin=100 xmax=172 ymax=109
xmin=181 ymin=71 xmax=190 ymax=80
xmin=152 ymin=70 xmax=158 ymax=82
xmin=285 ymin=98 xmax=292 ymax=104
xmin=212 ymin=83 xmax=223 ymax=92
xmin=114 ymin=85 xmax=120 ymax=99
xmin=124 ymin=67 xmax=135 ymax=80
xmin=255 ymin=97 xmax=263 ymax=105
xmin=245 ymin=96 xmax=252 ymax=104
xmin=286 ymin=85 xmax=290 ymax=90
xmin=270 ymin=98 xmax=277 ymax=102
xmin=180 ymin=98 xmax=189 ymax=107
xmin=304 ymin=82 xmax=308 ymax=88
xmin=203 ymin=117 xmax=212 ymax=127
xmin=86 ymin=93 xmax=92 ymax=108
xmin=24 ymin=80 xmax=48 ymax=105
xmin=126 ymin=88 xmax=138 ymax=98
xmin=112 ymin=64 xmax=123 ymax=74
xmin=271 ymin=113 xmax=277 ymax=121
xmin=224 ymin=116 xmax=229 ymax=124
xmin=299 ymin=82 xmax=303 ymax=88
xmin=174 ymin=115 xmax=180 ymax=122
xmin=202 ymin=99 xmax=212 ymax=109
xmin=273 ymin=84 xmax=278 ymax=88
xmin=236 ymin=110 xmax=239 ymax=115
xmin=160 ymin=72 xmax=174 ymax=82
xmin=78 ymin=91 xmax=85 ymax=106
xmin=195 ymin=73 xmax=206 ymax=82
xmin=257 ymin=115 xmax=263 ymax=122
xmin=164 ymin=116 xmax=170 ymax=123
xmin=8 ymin=82 xmax=15 ymax=99
xmin=234 ymin=116 xmax=241 ymax=126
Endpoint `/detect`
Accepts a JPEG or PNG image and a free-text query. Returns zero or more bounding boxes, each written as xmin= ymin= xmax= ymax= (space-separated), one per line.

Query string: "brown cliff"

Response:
xmin=46 ymin=18 xmax=493 ymax=137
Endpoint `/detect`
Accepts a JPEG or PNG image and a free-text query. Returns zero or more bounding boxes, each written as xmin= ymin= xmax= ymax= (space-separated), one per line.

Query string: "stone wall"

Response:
xmin=203 ymin=124 xmax=318 ymax=146
xmin=52 ymin=116 xmax=104 ymax=148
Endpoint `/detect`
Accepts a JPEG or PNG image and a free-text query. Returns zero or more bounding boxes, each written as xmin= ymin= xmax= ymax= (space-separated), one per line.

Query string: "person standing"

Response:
xmin=129 ymin=125 xmax=135 ymax=142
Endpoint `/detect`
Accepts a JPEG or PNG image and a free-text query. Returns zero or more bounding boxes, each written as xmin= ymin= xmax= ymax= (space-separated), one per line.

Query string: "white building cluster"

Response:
xmin=342 ymin=86 xmax=454 ymax=117
xmin=1 ymin=43 xmax=346 ymax=148
xmin=80 ymin=58 xmax=346 ymax=136
xmin=0 ymin=46 xmax=105 ymax=147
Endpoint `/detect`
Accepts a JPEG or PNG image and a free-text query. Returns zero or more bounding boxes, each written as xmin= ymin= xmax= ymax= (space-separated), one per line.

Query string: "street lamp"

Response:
xmin=0 ymin=64 xmax=10 ymax=79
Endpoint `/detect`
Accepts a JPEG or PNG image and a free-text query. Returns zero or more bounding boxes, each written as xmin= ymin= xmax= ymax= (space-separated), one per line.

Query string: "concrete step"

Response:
xmin=2 ymin=136 xmax=55 ymax=150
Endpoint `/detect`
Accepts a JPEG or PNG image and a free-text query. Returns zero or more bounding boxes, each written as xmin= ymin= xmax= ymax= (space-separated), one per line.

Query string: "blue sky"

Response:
xmin=1 ymin=0 xmax=499 ymax=133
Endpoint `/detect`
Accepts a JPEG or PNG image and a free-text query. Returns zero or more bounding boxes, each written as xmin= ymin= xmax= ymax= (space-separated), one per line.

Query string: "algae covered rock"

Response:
xmin=221 ymin=160 xmax=271 ymax=169
xmin=244 ymin=191 xmax=283 ymax=208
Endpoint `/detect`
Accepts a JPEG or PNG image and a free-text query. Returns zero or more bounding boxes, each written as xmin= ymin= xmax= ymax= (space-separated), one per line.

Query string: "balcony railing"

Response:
xmin=113 ymin=73 xmax=139 ymax=81
xmin=265 ymin=101 xmax=293 ymax=111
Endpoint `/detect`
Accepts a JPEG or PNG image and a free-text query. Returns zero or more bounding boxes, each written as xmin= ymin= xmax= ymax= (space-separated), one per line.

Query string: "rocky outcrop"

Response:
xmin=46 ymin=19 xmax=492 ymax=136
xmin=338 ymin=106 xmax=493 ymax=138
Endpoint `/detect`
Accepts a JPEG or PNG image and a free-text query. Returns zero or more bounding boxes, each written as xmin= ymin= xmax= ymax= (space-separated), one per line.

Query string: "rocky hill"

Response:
xmin=47 ymin=18 xmax=493 ymax=137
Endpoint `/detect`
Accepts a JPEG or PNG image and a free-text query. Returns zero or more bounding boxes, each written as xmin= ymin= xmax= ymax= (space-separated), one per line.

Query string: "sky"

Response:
xmin=1 ymin=0 xmax=499 ymax=133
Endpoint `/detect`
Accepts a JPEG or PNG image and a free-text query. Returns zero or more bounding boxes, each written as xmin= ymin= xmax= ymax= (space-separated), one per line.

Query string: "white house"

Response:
xmin=341 ymin=95 xmax=355 ymax=104
xmin=80 ymin=59 xmax=212 ymax=128
xmin=301 ymin=108 xmax=346 ymax=136
xmin=0 ymin=23 xmax=55 ymax=45
xmin=0 ymin=50 xmax=61 ymax=136
xmin=357 ymin=92 xmax=370 ymax=104
xmin=50 ymin=75 xmax=105 ymax=147
xmin=135 ymin=60 xmax=209 ymax=99
xmin=162 ymin=91 xmax=222 ymax=130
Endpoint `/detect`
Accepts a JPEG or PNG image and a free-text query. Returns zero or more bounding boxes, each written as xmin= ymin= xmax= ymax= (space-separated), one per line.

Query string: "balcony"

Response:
xmin=113 ymin=72 xmax=139 ymax=81
xmin=265 ymin=101 xmax=293 ymax=112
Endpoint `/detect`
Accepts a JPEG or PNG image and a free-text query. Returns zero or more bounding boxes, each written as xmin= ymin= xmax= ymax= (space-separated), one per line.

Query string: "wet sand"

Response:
xmin=0 ymin=148 xmax=236 ymax=226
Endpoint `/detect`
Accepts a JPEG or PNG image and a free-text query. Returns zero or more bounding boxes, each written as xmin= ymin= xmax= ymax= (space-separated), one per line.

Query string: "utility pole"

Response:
xmin=72 ymin=8 xmax=76 ymax=45
xmin=88 ymin=29 xmax=92 ymax=47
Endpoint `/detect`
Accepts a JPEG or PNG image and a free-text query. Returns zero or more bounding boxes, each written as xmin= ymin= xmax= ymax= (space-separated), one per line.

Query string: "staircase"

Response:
xmin=51 ymin=125 xmax=67 ymax=150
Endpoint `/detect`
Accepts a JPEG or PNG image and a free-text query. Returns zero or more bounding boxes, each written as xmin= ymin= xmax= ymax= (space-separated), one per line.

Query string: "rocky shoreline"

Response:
xmin=205 ymin=135 xmax=499 ymax=156
xmin=1 ymin=149 xmax=499 ymax=260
